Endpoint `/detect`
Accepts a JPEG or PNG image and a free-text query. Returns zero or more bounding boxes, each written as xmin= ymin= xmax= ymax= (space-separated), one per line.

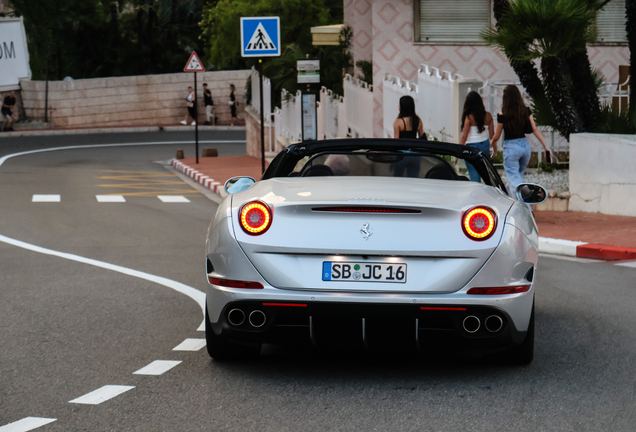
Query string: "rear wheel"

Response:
xmin=505 ymin=301 xmax=534 ymax=365
xmin=206 ymin=307 xmax=261 ymax=361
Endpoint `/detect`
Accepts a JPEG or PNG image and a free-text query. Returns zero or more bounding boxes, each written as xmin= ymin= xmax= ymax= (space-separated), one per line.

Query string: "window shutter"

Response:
xmin=596 ymin=0 xmax=627 ymax=43
xmin=419 ymin=0 xmax=490 ymax=43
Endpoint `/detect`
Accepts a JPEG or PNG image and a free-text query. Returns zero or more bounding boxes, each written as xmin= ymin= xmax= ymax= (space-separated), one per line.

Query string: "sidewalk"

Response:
xmin=172 ymin=155 xmax=636 ymax=260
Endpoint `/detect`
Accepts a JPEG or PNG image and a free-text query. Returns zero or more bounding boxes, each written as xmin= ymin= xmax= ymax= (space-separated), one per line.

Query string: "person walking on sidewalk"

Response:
xmin=491 ymin=85 xmax=551 ymax=195
xmin=229 ymin=84 xmax=238 ymax=126
xmin=180 ymin=86 xmax=196 ymax=125
xmin=392 ymin=95 xmax=426 ymax=177
xmin=2 ymin=91 xmax=17 ymax=132
xmin=203 ymin=83 xmax=214 ymax=125
xmin=459 ymin=91 xmax=494 ymax=182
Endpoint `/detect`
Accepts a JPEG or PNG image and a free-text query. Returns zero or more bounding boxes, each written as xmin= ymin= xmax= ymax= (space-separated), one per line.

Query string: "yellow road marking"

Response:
xmin=96 ymin=170 xmax=200 ymax=196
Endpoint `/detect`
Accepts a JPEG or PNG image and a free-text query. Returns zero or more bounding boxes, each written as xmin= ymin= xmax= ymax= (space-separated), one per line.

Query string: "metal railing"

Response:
xmin=344 ymin=74 xmax=374 ymax=138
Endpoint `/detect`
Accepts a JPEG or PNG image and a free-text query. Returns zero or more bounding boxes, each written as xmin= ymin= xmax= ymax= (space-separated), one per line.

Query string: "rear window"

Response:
xmin=289 ymin=151 xmax=484 ymax=183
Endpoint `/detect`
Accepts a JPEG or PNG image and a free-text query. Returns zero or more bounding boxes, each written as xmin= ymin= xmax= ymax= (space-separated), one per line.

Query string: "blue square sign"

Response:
xmin=241 ymin=16 xmax=281 ymax=58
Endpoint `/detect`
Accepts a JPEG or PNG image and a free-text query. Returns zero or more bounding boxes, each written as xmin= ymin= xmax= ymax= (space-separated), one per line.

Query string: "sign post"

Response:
xmin=298 ymin=59 xmax=320 ymax=141
xmin=241 ymin=16 xmax=281 ymax=174
xmin=184 ymin=51 xmax=205 ymax=164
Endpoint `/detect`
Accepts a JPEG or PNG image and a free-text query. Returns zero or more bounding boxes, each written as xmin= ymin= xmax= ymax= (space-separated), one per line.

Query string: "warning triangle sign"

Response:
xmin=245 ymin=23 xmax=276 ymax=51
xmin=184 ymin=51 xmax=205 ymax=72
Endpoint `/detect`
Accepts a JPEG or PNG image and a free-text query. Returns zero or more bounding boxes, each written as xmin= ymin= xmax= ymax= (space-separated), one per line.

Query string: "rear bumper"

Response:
xmin=208 ymin=299 xmax=529 ymax=351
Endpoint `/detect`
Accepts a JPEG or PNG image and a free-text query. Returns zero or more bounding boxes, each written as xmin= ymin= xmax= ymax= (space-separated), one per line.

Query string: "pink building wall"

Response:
xmin=345 ymin=0 xmax=630 ymax=138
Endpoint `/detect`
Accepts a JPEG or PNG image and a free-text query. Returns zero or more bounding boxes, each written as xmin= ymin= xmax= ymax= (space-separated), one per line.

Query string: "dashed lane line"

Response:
xmin=69 ymin=385 xmax=135 ymax=405
xmin=0 ymin=417 xmax=57 ymax=432
xmin=0 ymin=233 xmax=206 ymax=331
xmin=173 ymin=338 xmax=207 ymax=351
xmin=158 ymin=195 xmax=191 ymax=203
xmin=616 ymin=261 xmax=636 ymax=268
xmin=133 ymin=360 xmax=182 ymax=376
xmin=31 ymin=194 xmax=60 ymax=202
xmin=96 ymin=195 xmax=126 ymax=202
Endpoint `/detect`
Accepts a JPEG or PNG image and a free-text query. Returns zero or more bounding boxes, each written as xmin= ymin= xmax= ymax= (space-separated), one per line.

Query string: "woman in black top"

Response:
xmin=392 ymin=96 xmax=426 ymax=177
xmin=229 ymin=84 xmax=238 ymax=126
xmin=491 ymin=85 xmax=551 ymax=195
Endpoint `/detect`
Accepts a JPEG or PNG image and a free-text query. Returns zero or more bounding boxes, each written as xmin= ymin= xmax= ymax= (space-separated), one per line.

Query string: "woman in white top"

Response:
xmin=459 ymin=91 xmax=495 ymax=182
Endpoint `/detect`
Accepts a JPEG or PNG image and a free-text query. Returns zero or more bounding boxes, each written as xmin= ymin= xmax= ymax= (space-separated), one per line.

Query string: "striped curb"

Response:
xmin=171 ymin=159 xmax=226 ymax=198
xmin=538 ymin=237 xmax=636 ymax=261
xmin=172 ymin=157 xmax=636 ymax=262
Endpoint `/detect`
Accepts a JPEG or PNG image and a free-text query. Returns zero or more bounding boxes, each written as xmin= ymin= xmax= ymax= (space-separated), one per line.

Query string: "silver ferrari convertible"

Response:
xmin=204 ymin=139 xmax=547 ymax=364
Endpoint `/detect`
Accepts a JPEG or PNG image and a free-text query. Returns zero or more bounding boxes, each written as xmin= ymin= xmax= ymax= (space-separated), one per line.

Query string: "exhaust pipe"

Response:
xmin=249 ymin=310 xmax=266 ymax=328
xmin=227 ymin=309 xmax=245 ymax=326
xmin=485 ymin=315 xmax=503 ymax=333
xmin=463 ymin=315 xmax=480 ymax=333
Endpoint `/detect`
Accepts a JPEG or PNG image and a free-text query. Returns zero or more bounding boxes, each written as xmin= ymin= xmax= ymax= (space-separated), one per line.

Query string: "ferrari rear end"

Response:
xmin=205 ymin=173 xmax=538 ymax=364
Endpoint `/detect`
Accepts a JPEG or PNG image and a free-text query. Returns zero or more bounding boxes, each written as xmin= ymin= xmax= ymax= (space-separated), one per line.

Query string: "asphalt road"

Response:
xmin=1 ymin=131 xmax=636 ymax=431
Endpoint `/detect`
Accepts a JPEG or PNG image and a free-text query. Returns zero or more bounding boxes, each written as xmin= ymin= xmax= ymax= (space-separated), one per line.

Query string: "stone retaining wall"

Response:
xmin=570 ymin=133 xmax=636 ymax=217
xmin=19 ymin=70 xmax=250 ymax=128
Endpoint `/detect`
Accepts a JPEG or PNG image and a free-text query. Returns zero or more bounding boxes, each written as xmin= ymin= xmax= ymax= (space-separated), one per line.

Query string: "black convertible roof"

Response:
xmin=282 ymin=138 xmax=484 ymax=159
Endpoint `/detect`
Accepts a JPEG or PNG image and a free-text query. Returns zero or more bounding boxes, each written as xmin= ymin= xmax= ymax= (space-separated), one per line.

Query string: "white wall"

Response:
xmin=569 ymin=133 xmax=636 ymax=216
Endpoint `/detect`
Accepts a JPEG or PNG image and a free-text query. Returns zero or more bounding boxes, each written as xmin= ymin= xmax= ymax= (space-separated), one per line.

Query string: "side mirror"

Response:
xmin=516 ymin=183 xmax=547 ymax=204
xmin=224 ymin=176 xmax=256 ymax=194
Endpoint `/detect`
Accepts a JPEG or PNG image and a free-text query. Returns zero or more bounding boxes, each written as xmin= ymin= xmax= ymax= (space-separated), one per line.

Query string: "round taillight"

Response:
xmin=239 ymin=201 xmax=272 ymax=235
xmin=462 ymin=207 xmax=496 ymax=240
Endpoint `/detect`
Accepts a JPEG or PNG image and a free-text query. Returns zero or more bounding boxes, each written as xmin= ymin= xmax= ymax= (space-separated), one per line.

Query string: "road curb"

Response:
xmin=171 ymin=158 xmax=227 ymax=199
xmin=538 ymin=237 xmax=636 ymax=261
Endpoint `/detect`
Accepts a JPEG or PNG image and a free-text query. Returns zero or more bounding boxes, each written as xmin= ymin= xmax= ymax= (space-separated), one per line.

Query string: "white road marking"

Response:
xmin=133 ymin=360 xmax=182 ymax=375
xmin=173 ymin=338 xmax=206 ymax=351
xmin=539 ymin=253 xmax=601 ymax=263
xmin=69 ymin=385 xmax=135 ymax=405
xmin=0 ymin=141 xmax=214 ymax=331
xmin=32 ymin=194 xmax=60 ymax=202
xmin=0 ymin=233 xmax=206 ymax=331
xmin=0 ymin=417 xmax=57 ymax=432
xmin=616 ymin=261 xmax=636 ymax=268
xmin=96 ymin=195 xmax=126 ymax=202
xmin=158 ymin=195 xmax=190 ymax=203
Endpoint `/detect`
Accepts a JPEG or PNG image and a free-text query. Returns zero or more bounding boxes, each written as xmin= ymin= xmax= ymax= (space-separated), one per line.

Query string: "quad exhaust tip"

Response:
xmin=463 ymin=315 xmax=480 ymax=333
xmin=485 ymin=315 xmax=503 ymax=333
xmin=249 ymin=310 xmax=266 ymax=328
xmin=227 ymin=309 xmax=245 ymax=326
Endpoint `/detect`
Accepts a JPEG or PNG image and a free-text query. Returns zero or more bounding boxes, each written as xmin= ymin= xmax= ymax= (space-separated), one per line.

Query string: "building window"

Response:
xmin=595 ymin=0 xmax=627 ymax=43
xmin=417 ymin=0 xmax=490 ymax=43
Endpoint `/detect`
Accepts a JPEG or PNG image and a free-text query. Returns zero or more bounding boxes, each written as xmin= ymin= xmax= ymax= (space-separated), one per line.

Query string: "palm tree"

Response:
xmin=627 ymin=0 xmax=636 ymax=111
xmin=484 ymin=0 xmax=598 ymax=139
xmin=492 ymin=0 xmax=546 ymax=107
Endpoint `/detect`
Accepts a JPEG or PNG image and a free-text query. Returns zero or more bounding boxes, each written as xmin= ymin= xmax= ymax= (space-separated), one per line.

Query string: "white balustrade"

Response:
xmin=280 ymin=89 xmax=303 ymax=143
xmin=344 ymin=74 xmax=374 ymax=138
xmin=319 ymin=87 xmax=343 ymax=140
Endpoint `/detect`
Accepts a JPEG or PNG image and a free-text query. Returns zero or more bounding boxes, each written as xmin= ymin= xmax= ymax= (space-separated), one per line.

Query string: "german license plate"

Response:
xmin=322 ymin=262 xmax=407 ymax=283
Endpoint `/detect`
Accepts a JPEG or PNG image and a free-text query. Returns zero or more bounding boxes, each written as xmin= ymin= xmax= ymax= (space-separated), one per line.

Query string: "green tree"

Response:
xmin=200 ymin=0 xmax=332 ymax=70
xmin=484 ymin=0 xmax=599 ymax=139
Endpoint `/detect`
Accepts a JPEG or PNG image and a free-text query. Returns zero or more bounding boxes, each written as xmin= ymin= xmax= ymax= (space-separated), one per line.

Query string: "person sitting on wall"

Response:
xmin=2 ymin=91 xmax=17 ymax=132
xmin=180 ymin=86 xmax=196 ymax=126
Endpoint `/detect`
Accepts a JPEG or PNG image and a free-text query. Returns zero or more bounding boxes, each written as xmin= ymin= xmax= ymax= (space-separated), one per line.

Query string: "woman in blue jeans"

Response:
xmin=491 ymin=85 xmax=551 ymax=196
xmin=459 ymin=91 xmax=494 ymax=182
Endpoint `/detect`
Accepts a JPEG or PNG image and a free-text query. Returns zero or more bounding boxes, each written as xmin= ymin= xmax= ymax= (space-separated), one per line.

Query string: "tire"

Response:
xmin=205 ymin=306 xmax=261 ymax=361
xmin=505 ymin=301 xmax=534 ymax=365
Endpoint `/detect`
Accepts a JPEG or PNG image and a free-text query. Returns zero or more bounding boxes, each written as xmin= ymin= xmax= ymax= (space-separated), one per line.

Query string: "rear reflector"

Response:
xmin=420 ymin=307 xmax=467 ymax=311
xmin=208 ymin=277 xmax=264 ymax=289
xmin=262 ymin=303 xmax=307 ymax=307
xmin=467 ymin=285 xmax=531 ymax=295
xmin=312 ymin=206 xmax=420 ymax=214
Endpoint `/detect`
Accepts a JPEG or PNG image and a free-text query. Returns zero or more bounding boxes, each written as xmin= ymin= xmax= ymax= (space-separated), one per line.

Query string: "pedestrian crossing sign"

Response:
xmin=241 ymin=17 xmax=281 ymax=58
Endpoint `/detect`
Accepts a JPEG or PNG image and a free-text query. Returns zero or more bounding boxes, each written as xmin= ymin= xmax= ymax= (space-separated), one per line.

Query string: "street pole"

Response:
xmin=195 ymin=71 xmax=199 ymax=164
xmin=259 ymin=59 xmax=265 ymax=174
